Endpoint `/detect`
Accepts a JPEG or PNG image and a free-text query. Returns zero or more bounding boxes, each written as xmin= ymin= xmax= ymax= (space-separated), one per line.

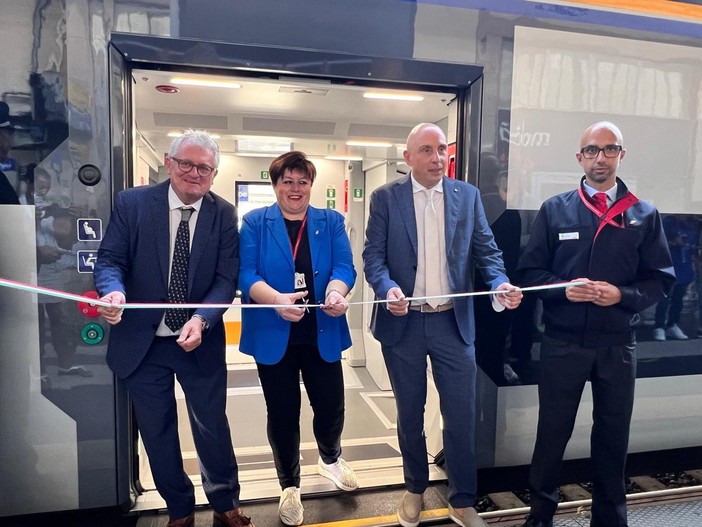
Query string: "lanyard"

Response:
xmin=578 ymin=186 xmax=639 ymax=240
xmin=291 ymin=215 xmax=308 ymax=261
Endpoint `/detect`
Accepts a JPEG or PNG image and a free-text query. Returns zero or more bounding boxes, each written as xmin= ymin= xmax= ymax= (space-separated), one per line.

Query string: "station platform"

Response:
xmin=3 ymin=483 xmax=701 ymax=526
xmin=133 ymin=483 xmax=702 ymax=527
xmin=545 ymin=499 xmax=702 ymax=527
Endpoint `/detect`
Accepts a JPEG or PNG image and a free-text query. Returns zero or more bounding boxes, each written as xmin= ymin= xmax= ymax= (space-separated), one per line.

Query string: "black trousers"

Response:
xmin=528 ymin=335 xmax=636 ymax=527
xmin=257 ymin=344 xmax=345 ymax=489
xmin=654 ymin=281 xmax=690 ymax=328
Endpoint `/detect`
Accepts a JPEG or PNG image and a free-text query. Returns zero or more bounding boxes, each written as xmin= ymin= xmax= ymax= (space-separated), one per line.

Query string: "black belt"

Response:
xmin=409 ymin=303 xmax=453 ymax=314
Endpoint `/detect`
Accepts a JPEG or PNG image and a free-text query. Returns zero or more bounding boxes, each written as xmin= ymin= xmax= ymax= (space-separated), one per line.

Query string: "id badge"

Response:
xmin=294 ymin=272 xmax=307 ymax=290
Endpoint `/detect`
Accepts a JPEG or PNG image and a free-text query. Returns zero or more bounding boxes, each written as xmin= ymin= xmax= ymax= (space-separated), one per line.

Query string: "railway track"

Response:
xmin=299 ymin=470 xmax=702 ymax=527
xmin=479 ymin=469 xmax=702 ymax=526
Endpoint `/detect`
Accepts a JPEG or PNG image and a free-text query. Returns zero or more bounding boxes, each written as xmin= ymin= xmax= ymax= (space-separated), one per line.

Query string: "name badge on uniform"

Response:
xmin=294 ymin=272 xmax=307 ymax=290
xmin=559 ymin=232 xmax=579 ymax=241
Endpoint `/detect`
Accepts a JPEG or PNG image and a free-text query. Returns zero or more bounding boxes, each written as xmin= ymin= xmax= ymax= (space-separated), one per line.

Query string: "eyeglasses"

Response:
xmin=580 ymin=144 xmax=622 ymax=159
xmin=170 ymin=157 xmax=216 ymax=178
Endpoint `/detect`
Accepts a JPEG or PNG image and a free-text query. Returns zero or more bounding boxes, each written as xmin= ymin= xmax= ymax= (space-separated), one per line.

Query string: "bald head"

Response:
xmin=580 ymin=121 xmax=623 ymax=149
xmin=406 ymin=123 xmax=445 ymax=150
xmin=403 ymin=122 xmax=448 ymax=189
xmin=576 ymin=121 xmax=626 ymax=190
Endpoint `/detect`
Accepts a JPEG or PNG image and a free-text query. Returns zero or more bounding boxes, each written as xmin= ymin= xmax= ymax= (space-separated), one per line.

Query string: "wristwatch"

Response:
xmin=192 ymin=314 xmax=209 ymax=331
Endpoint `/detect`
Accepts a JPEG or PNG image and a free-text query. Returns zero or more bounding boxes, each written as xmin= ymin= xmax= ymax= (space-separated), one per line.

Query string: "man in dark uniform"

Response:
xmin=517 ymin=121 xmax=675 ymax=527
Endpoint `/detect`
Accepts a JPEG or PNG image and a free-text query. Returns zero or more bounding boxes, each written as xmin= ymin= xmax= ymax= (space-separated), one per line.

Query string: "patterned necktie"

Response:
xmin=165 ymin=207 xmax=194 ymax=332
xmin=593 ymin=192 xmax=608 ymax=214
xmin=424 ymin=189 xmax=442 ymax=309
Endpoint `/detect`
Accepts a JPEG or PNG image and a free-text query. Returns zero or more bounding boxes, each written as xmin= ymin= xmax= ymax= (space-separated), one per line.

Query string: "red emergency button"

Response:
xmin=78 ymin=290 xmax=101 ymax=317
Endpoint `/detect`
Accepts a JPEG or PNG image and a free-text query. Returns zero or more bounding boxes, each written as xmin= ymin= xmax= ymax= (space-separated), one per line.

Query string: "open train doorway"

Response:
xmin=112 ymin=34 xmax=482 ymax=511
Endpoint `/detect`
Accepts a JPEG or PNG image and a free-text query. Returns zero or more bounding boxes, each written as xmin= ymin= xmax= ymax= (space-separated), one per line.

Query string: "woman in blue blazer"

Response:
xmin=239 ymin=151 xmax=357 ymax=526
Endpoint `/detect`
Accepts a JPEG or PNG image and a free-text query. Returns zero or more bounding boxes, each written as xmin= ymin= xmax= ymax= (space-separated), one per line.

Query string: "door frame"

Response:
xmin=108 ymin=32 xmax=484 ymax=507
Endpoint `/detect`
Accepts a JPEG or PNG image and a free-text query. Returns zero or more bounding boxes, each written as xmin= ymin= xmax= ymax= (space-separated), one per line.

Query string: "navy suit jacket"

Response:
xmin=238 ymin=204 xmax=356 ymax=365
xmin=94 ymin=181 xmax=239 ymax=378
xmin=363 ymin=174 xmax=508 ymax=347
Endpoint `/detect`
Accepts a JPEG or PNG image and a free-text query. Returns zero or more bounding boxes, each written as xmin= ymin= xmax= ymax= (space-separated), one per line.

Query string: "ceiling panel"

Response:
xmin=133 ymin=69 xmax=455 ymax=160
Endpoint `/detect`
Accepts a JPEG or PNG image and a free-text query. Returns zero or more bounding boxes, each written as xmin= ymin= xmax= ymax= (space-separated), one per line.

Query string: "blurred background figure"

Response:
xmin=30 ymin=162 xmax=93 ymax=382
xmin=476 ymin=153 xmax=523 ymax=384
xmin=0 ymin=101 xmax=19 ymax=205
xmin=653 ymin=215 xmax=697 ymax=341
xmin=37 ymin=209 xmax=94 ymax=380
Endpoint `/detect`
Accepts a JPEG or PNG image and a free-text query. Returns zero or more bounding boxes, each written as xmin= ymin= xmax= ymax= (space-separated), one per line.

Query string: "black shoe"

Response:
xmin=521 ymin=516 xmax=553 ymax=527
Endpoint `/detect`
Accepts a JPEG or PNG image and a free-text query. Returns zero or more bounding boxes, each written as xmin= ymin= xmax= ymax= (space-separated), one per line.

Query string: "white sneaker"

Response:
xmin=666 ymin=324 xmax=689 ymax=340
xmin=279 ymin=486 xmax=304 ymax=526
xmin=317 ymin=457 xmax=358 ymax=491
xmin=503 ymin=363 xmax=520 ymax=383
xmin=653 ymin=327 xmax=666 ymax=341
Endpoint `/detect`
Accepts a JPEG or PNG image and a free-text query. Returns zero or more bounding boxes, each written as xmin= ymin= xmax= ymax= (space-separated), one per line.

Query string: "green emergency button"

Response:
xmin=81 ymin=323 xmax=104 ymax=345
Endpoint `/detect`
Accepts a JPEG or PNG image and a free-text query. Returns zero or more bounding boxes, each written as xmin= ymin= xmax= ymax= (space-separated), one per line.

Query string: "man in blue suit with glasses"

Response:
xmin=94 ymin=130 xmax=254 ymax=527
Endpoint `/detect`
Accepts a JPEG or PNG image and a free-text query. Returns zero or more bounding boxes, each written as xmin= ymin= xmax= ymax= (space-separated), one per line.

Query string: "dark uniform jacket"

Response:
xmin=517 ymin=177 xmax=675 ymax=347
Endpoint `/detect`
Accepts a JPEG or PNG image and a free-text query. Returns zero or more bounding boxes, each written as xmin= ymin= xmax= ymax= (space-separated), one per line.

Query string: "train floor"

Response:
xmin=136 ymin=352 xmax=413 ymax=508
xmin=133 ymin=489 xmax=702 ymax=527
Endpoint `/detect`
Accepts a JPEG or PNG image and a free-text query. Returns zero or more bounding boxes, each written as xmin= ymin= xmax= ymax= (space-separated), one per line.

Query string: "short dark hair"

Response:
xmin=269 ymin=151 xmax=316 ymax=185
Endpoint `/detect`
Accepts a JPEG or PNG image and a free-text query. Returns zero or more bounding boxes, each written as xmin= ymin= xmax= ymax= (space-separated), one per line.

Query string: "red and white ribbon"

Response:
xmin=0 ymin=277 xmax=582 ymax=310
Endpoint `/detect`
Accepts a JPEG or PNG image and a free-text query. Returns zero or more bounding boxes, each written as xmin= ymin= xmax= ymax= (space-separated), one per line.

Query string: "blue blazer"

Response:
xmin=238 ymin=204 xmax=356 ymax=365
xmin=93 ymin=181 xmax=239 ymax=378
xmin=362 ymin=174 xmax=508 ymax=347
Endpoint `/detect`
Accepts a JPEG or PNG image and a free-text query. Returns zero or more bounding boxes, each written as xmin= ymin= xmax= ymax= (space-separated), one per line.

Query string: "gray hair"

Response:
xmin=168 ymin=129 xmax=220 ymax=167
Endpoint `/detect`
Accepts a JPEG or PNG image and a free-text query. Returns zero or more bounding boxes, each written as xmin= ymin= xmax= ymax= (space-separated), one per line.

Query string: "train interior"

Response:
xmin=129 ymin=67 xmax=460 ymax=510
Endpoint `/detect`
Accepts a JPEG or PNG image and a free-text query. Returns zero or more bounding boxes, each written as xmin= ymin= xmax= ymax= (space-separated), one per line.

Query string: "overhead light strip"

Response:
xmin=170 ymin=77 xmax=241 ymax=89
xmin=346 ymin=140 xmax=393 ymax=148
xmin=325 ymin=156 xmax=363 ymax=161
xmin=167 ymin=131 xmax=221 ymax=139
xmin=363 ymin=92 xmax=424 ymax=102
xmin=234 ymin=152 xmax=284 ymax=158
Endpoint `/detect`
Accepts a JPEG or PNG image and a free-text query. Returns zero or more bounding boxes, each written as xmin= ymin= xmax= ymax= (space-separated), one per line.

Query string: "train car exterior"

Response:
xmin=0 ymin=0 xmax=701 ymax=519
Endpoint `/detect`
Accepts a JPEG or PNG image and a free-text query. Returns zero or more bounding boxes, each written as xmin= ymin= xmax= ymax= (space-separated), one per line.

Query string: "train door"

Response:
xmin=110 ymin=34 xmax=482 ymax=511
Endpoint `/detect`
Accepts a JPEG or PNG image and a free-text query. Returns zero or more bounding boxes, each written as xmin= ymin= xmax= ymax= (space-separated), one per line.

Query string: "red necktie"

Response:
xmin=593 ymin=192 xmax=608 ymax=214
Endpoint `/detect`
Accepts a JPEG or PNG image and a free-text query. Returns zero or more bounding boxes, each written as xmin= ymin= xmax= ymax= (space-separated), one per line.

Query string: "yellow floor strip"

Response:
xmin=303 ymin=508 xmax=449 ymax=527
xmin=225 ymin=320 xmax=241 ymax=345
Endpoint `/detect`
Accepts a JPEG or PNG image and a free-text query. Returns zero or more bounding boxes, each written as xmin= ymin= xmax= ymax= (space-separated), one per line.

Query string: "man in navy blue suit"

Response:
xmin=94 ymin=130 xmax=254 ymax=527
xmin=363 ymin=123 xmax=522 ymax=527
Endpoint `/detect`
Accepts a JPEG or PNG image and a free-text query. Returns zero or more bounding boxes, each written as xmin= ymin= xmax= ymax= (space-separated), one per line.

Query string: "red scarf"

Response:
xmin=578 ymin=185 xmax=639 ymax=240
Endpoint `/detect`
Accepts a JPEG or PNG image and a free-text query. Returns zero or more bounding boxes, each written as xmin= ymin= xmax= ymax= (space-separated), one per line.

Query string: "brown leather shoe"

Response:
xmin=213 ymin=508 xmax=255 ymax=527
xmin=167 ymin=512 xmax=194 ymax=527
